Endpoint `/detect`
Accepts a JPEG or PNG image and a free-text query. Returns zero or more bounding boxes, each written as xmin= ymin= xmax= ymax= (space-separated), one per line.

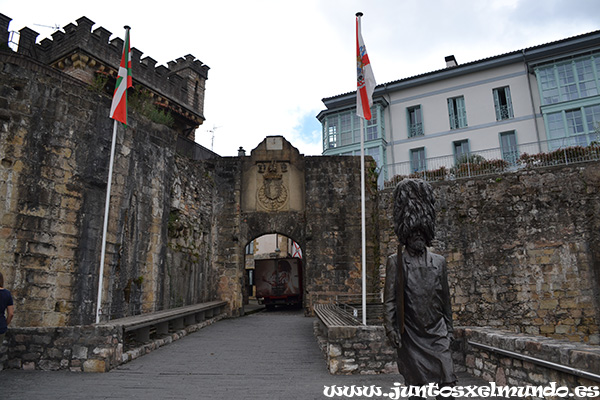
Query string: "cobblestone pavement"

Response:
xmin=0 ymin=309 xmax=503 ymax=400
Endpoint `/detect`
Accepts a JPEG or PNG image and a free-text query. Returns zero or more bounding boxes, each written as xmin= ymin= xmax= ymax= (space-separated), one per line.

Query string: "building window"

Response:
xmin=322 ymin=104 xmax=384 ymax=152
xmin=339 ymin=113 xmax=352 ymax=146
xmin=448 ymin=96 xmax=467 ymax=129
xmin=324 ymin=118 xmax=338 ymax=150
xmin=493 ymin=87 xmax=514 ymax=121
xmin=453 ymin=139 xmax=470 ymax=164
xmin=410 ymin=147 xmax=426 ymax=173
xmin=585 ymin=104 xmax=600 ymax=139
xmin=500 ymin=131 xmax=518 ymax=165
xmin=365 ymin=111 xmax=379 ymax=141
xmin=407 ymin=105 xmax=423 ymax=137
xmin=545 ymin=104 xmax=600 ymax=149
xmin=536 ymin=54 xmax=600 ymax=105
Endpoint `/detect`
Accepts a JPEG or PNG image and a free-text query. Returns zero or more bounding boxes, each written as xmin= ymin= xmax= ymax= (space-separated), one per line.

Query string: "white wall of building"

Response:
xmin=384 ymin=62 xmax=542 ymax=166
xmin=319 ymin=30 xmax=600 ymax=185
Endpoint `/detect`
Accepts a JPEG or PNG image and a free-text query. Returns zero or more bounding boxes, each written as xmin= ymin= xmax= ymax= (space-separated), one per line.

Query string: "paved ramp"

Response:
xmin=0 ymin=309 xmax=501 ymax=399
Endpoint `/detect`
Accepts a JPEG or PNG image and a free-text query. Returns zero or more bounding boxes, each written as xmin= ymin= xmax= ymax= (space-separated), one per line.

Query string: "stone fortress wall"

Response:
xmin=1 ymin=13 xmax=209 ymax=139
xmin=379 ymin=164 xmax=600 ymax=344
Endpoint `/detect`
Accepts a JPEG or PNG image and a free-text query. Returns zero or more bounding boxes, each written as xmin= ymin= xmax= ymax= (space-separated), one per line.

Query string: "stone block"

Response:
xmin=540 ymin=325 xmax=555 ymax=334
xmin=539 ymin=299 xmax=559 ymax=310
xmin=83 ymin=359 xmax=107 ymax=373
xmin=329 ymin=358 xmax=339 ymax=374
xmin=570 ymin=349 xmax=600 ymax=372
xmin=39 ymin=359 xmax=60 ymax=371
xmin=554 ymin=325 xmax=572 ymax=335
xmin=528 ymin=372 xmax=546 ymax=384
xmin=383 ymin=362 xmax=398 ymax=374
xmin=475 ymin=357 xmax=483 ymax=369
xmin=72 ymin=345 xmax=88 ymax=359
xmin=22 ymin=362 xmax=36 ymax=370
xmin=47 ymin=347 xmax=63 ymax=359
xmin=328 ymin=344 xmax=342 ymax=357
xmin=22 ymin=352 xmax=41 ymax=361
xmin=340 ymin=360 xmax=358 ymax=373
xmin=465 ymin=354 xmax=475 ymax=368
xmin=495 ymin=367 xmax=507 ymax=386
xmin=92 ymin=346 xmax=113 ymax=358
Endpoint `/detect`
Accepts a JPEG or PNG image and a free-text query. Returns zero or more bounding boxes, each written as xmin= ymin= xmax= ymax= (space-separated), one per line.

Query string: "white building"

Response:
xmin=318 ymin=30 xmax=600 ymax=185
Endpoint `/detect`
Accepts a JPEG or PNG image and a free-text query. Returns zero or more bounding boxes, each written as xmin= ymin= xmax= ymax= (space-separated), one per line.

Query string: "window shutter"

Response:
xmin=493 ymin=89 xmax=501 ymax=121
xmin=448 ymin=99 xmax=456 ymax=129
xmin=457 ymin=97 xmax=467 ymax=127
xmin=505 ymin=87 xmax=514 ymax=118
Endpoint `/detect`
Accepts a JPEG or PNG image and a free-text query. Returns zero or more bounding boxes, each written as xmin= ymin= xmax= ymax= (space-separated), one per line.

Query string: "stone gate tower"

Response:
xmin=213 ymin=136 xmax=379 ymax=315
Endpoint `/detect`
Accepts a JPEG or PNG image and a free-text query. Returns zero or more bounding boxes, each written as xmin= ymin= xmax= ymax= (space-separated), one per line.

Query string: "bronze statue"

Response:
xmin=384 ymin=179 xmax=456 ymax=399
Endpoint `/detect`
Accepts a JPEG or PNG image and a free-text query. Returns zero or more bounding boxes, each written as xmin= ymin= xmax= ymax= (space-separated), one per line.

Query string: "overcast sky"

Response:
xmin=2 ymin=0 xmax=600 ymax=156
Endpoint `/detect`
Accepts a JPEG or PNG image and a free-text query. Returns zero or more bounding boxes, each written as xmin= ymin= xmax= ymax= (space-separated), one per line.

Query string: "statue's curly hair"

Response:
xmin=392 ymin=179 xmax=436 ymax=246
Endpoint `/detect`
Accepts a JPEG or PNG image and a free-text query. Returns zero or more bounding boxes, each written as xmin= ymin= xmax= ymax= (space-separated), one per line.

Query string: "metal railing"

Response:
xmin=384 ymin=134 xmax=600 ymax=188
xmin=333 ymin=293 xmax=384 ymax=325
xmin=408 ymin=123 xmax=423 ymax=138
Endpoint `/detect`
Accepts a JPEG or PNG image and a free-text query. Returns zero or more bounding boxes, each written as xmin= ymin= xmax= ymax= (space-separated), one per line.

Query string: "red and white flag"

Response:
xmin=109 ymin=26 xmax=132 ymax=124
xmin=356 ymin=13 xmax=376 ymax=120
xmin=292 ymin=241 xmax=303 ymax=259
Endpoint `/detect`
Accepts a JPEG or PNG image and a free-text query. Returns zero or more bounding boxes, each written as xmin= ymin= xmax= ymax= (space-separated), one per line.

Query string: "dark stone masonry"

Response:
xmin=379 ymin=165 xmax=600 ymax=344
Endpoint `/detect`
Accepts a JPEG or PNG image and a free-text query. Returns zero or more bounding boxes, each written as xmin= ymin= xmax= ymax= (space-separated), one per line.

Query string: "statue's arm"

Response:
xmin=383 ymin=255 xmax=400 ymax=347
xmin=440 ymin=258 xmax=454 ymax=337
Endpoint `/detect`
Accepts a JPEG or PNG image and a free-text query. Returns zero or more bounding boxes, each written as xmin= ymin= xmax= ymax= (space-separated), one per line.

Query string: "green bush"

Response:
xmin=129 ymin=88 xmax=174 ymax=127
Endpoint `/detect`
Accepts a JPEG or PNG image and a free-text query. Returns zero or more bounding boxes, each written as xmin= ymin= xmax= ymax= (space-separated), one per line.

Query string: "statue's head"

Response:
xmin=392 ymin=179 xmax=436 ymax=248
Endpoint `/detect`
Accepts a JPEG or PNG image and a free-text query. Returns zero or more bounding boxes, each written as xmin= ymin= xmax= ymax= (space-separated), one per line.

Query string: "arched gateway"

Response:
xmin=212 ymin=136 xmax=379 ymax=315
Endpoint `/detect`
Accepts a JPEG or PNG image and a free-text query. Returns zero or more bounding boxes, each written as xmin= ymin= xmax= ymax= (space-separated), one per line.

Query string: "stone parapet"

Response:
xmin=0 ymin=325 xmax=122 ymax=372
xmin=0 ymin=312 xmax=226 ymax=372
xmin=313 ymin=318 xmax=397 ymax=375
xmin=454 ymin=327 xmax=600 ymax=390
xmin=1 ymin=13 xmax=208 ymax=136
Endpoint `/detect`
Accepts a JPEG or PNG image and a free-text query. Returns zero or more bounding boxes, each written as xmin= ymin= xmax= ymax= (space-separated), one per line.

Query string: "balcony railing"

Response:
xmin=496 ymin=105 xmax=512 ymax=120
xmin=408 ymin=123 xmax=423 ymax=138
xmin=384 ymin=134 xmax=600 ymax=188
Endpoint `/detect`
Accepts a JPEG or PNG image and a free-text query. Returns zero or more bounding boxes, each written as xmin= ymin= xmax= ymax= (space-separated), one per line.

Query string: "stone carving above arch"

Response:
xmin=242 ymin=136 xmax=305 ymax=213
xmin=257 ymin=160 xmax=288 ymax=211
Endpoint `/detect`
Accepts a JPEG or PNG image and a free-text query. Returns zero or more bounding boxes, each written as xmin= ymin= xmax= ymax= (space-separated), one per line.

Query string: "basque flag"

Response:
xmin=109 ymin=26 xmax=132 ymax=124
xmin=356 ymin=13 xmax=376 ymax=120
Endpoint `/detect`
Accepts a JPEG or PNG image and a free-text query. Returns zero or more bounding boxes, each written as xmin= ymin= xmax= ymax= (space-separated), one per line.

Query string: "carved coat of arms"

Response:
xmin=257 ymin=161 xmax=288 ymax=211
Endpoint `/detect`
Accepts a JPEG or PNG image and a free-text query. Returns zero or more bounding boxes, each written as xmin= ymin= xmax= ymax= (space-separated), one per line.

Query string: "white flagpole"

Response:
xmin=360 ymin=118 xmax=367 ymax=326
xmin=96 ymin=119 xmax=119 ymax=324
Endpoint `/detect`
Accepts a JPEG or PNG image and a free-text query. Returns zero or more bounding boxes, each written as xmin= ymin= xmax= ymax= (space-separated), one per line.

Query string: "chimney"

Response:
xmin=445 ymin=55 xmax=457 ymax=68
xmin=238 ymin=147 xmax=246 ymax=157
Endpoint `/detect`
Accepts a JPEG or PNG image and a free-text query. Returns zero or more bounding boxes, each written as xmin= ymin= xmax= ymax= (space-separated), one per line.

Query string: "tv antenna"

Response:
xmin=207 ymin=125 xmax=221 ymax=151
xmin=34 ymin=23 xmax=61 ymax=31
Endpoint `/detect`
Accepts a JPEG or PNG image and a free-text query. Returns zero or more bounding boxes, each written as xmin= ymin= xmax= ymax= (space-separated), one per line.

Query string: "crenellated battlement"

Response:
xmin=0 ymin=14 xmax=209 ymax=139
